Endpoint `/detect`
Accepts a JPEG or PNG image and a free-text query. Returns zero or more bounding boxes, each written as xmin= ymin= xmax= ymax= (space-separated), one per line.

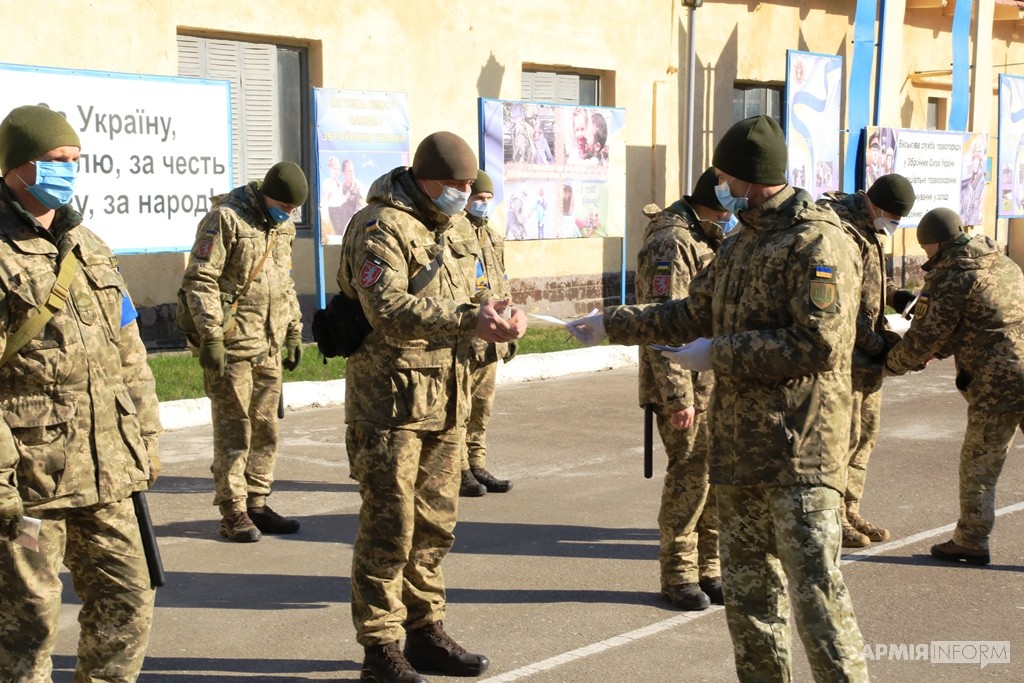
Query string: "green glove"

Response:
xmin=504 ymin=340 xmax=519 ymax=363
xmin=0 ymin=492 xmax=25 ymax=541
xmin=144 ymin=434 xmax=161 ymax=486
xmin=199 ymin=338 xmax=226 ymax=377
xmin=282 ymin=330 xmax=303 ymax=372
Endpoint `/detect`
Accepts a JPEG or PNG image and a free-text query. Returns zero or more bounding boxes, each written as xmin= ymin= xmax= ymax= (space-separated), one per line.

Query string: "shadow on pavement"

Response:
xmin=848 ymin=552 xmax=1024 ymax=573
xmin=51 ymin=654 xmax=357 ymax=682
xmin=150 ymin=475 xmax=357 ymax=495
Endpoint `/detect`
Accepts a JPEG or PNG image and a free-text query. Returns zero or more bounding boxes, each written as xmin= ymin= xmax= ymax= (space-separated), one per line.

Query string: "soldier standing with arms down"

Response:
xmin=636 ymin=167 xmax=730 ymax=611
xmin=459 ymin=169 xmax=515 ymax=498
xmin=818 ymin=174 xmax=917 ymax=548
xmin=568 ymin=116 xmax=869 ymax=682
xmin=181 ymin=162 xmax=306 ymax=542
xmin=339 ymin=132 xmax=526 ymax=683
xmin=884 ymin=208 xmax=1024 ymax=566
xmin=0 ymin=105 xmax=162 ymax=681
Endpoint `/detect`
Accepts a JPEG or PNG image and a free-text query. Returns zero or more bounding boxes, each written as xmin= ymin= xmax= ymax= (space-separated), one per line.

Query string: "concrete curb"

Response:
xmin=158 ymin=345 xmax=640 ymax=432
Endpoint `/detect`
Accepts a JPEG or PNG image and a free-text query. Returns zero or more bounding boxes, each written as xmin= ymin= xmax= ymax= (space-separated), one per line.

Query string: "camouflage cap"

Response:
xmin=916 ymin=207 xmax=963 ymax=245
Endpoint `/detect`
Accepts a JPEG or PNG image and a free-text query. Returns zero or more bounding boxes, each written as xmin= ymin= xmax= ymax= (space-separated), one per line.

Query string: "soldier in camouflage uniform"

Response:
xmin=818 ymin=174 xmax=917 ymax=548
xmin=0 ymin=105 xmax=161 ymax=682
xmin=338 ymin=132 xmax=526 ymax=683
xmin=181 ymin=162 xmax=307 ymax=542
xmin=569 ymin=116 xmax=869 ymax=682
xmin=459 ymin=169 xmax=515 ymax=498
xmin=884 ymin=208 xmax=1024 ymax=566
xmin=636 ymin=167 xmax=730 ymax=611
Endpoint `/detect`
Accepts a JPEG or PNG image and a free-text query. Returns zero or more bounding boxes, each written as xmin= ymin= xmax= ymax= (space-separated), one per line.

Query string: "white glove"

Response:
xmin=566 ymin=313 xmax=606 ymax=346
xmin=661 ymin=337 xmax=713 ymax=371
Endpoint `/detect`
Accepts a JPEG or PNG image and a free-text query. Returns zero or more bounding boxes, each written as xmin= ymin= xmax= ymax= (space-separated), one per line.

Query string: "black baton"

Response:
xmin=278 ymin=385 xmax=285 ymax=420
xmin=643 ymin=404 xmax=654 ymax=479
xmin=131 ymin=491 xmax=165 ymax=588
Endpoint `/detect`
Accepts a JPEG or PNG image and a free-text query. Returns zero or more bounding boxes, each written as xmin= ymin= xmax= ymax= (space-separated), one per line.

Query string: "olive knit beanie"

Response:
xmin=0 ymin=105 xmax=81 ymax=174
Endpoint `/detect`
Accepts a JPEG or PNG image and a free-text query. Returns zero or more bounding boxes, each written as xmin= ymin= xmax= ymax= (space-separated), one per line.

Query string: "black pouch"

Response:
xmin=311 ymin=292 xmax=373 ymax=359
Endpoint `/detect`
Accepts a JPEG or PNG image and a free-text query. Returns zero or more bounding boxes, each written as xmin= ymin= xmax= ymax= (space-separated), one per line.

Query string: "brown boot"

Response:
xmin=403 ymin=621 xmax=489 ymax=677
xmin=361 ymin=641 xmax=427 ymax=683
xmin=931 ymin=539 xmax=990 ymax=566
xmin=848 ymin=513 xmax=890 ymax=543
xmin=219 ymin=511 xmax=261 ymax=543
xmin=841 ymin=520 xmax=870 ymax=548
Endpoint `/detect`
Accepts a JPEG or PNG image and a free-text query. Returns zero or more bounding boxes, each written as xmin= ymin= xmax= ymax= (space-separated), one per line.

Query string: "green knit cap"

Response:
xmin=412 ymin=131 xmax=477 ymax=181
xmin=0 ymin=105 xmax=81 ymax=174
xmin=686 ymin=167 xmax=725 ymax=211
xmin=867 ymin=174 xmax=916 ymax=217
xmin=916 ymin=207 xmax=963 ymax=245
xmin=712 ymin=115 xmax=787 ymax=184
xmin=262 ymin=161 xmax=308 ymax=204
xmin=471 ymin=169 xmax=493 ymax=196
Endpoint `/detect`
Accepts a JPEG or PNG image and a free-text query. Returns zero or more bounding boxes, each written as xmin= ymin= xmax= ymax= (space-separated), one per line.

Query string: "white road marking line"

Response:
xmin=479 ymin=500 xmax=1024 ymax=682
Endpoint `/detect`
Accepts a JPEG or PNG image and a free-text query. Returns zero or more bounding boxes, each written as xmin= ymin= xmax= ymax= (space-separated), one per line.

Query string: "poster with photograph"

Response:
xmin=785 ymin=50 xmax=842 ymax=197
xmin=479 ymin=99 xmax=626 ymax=241
xmin=313 ymin=88 xmax=409 ymax=246
xmin=997 ymin=74 xmax=1024 ymax=218
xmin=863 ymin=126 xmax=988 ymax=226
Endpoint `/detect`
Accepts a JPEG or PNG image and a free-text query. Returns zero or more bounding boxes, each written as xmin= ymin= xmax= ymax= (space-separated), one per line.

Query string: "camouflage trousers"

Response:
xmin=717 ymin=485 xmax=868 ymax=683
xmin=845 ymin=388 xmax=882 ymax=517
xmin=462 ymin=358 xmax=497 ymax=470
xmin=656 ymin=410 xmax=719 ymax=586
xmin=347 ymin=421 xmax=462 ymax=646
xmin=951 ymin=407 xmax=1024 ymax=550
xmin=0 ymin=497 xmax=155 ymax=683
xmin=204 ymin=353 xmax=282 ymax=514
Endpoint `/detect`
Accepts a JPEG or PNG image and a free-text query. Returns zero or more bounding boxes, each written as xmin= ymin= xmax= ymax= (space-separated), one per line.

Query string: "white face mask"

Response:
xmin=873 ymin=216 xmax=900 ymax=237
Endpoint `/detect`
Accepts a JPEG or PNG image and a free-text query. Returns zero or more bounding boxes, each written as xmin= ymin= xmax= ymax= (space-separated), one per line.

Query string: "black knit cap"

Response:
xmin=412 ymin=131 xmax=477 ymax=181
xmin=916 ymin=207 xmax=963 ymax=245
xmin=471 ymin=169 xmax=493 ymax=195
xmin=712 ymin=115 xmax=787 ymax=184
xmin=262 ymin=162 xmax=308 ymax=204
xmin=867 ymin=174 xmax=916 ymax=217
xmin=686 ymin=167 xmax=725 ymax=211
xmin=0 ymin=105 xmax=81 ymax=174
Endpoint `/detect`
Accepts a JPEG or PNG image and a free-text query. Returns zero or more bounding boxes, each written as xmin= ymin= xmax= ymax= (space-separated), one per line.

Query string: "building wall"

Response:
xmin=3 ymin=1 xmax=1024 ymax=345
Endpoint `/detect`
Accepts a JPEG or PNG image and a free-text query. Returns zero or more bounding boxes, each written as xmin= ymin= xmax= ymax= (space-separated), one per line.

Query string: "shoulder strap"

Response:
xmin=0 ymin=251 xmax=79 ymax=368
xmin=223 ymin=230 xmax=276 ymax=338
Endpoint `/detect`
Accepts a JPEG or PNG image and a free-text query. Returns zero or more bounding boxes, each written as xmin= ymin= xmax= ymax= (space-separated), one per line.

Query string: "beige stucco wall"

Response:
xmin=4 ymin=1 xmax=1024 ymax=340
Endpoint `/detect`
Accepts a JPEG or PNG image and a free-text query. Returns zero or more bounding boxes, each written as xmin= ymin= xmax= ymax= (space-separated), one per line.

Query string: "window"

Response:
xmin=927 ymin=97 xmax=947 ymax=131
xmin=521 ymin=70 xmax=600 ymax=105
xmin=177 ymin=35 xmax=311 ymax=225
xmin=732 ymin=84 xmax=784 ymax=127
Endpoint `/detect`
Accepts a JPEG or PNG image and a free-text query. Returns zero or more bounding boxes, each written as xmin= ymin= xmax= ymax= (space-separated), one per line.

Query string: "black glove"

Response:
xmin=892 ymin=289 xmax=916 ymax=316
xmin=955 ymin=371 xmax=973 ymax=392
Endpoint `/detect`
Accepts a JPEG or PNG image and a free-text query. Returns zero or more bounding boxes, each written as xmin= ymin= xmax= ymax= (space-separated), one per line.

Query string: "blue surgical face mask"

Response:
xmin=268 ymin=206 xmax=292 ymax=224
xmin=714 ymin=179 xmax=748 ymax=214
xmin=467 ymin=200 xmax=490 ymax=219
xmin=22 ymin=160 xmax=77 ymax=209
xmin=718 ymin=214 xmax=739 ymax=234
xmin=431 ymin=184 xmax=471 ymax=216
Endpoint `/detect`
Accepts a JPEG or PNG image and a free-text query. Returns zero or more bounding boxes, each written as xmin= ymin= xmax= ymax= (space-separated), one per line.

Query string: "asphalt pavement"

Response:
xmin=49 ymin=353 xmax=1023 ymax=682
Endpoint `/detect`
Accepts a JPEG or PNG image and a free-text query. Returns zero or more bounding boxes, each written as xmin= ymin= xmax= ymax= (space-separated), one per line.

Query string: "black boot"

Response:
xmin=361 ymin=641 xmax=427 ymax=683
xmin=248 ymin=505 xmax=300 ymax=534
xmin=660 ymin=583 xmax=711 ymax=611
xmin=699 ymin=576 xmax=725 ymax=605
xmin=403 ymin=621 xmax=489 ymax=677
xmin=459 ymin=470 xmax=486 ymax=497
xmin=470 ymin=467 xmax=513 ymax=493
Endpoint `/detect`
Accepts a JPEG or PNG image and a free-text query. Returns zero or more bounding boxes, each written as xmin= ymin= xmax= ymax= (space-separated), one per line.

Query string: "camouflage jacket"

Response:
xmin=818 ymin=191 xmax=897 ymax=391
xmin=607 ymin=186 xmax=860 ymax=491
xmin=181 ymin=182 xmax=302 ymax=359
xmin=338 ymin=167 xmax=481 ymax=430
xmin=468 ymin=212 xmax=513 ymax=365
xmin=0 ymin=183 xmax=161 ymax=511
xmin=635 ymin=199 xmax=723 ymax=413
xmin=886 ymin=234 xmax=1024 ymax=413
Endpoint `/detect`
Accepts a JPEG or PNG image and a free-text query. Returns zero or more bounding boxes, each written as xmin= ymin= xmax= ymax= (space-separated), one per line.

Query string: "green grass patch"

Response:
xmin=148 ymin=325 xmax=581 ymax=402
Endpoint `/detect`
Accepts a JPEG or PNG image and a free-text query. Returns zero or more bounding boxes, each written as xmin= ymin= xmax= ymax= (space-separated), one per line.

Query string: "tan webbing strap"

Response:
xmin=0 ymin=251 xmax=79 ymax=368
xmin=223 ymin=230 xmax=276 ymax=339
